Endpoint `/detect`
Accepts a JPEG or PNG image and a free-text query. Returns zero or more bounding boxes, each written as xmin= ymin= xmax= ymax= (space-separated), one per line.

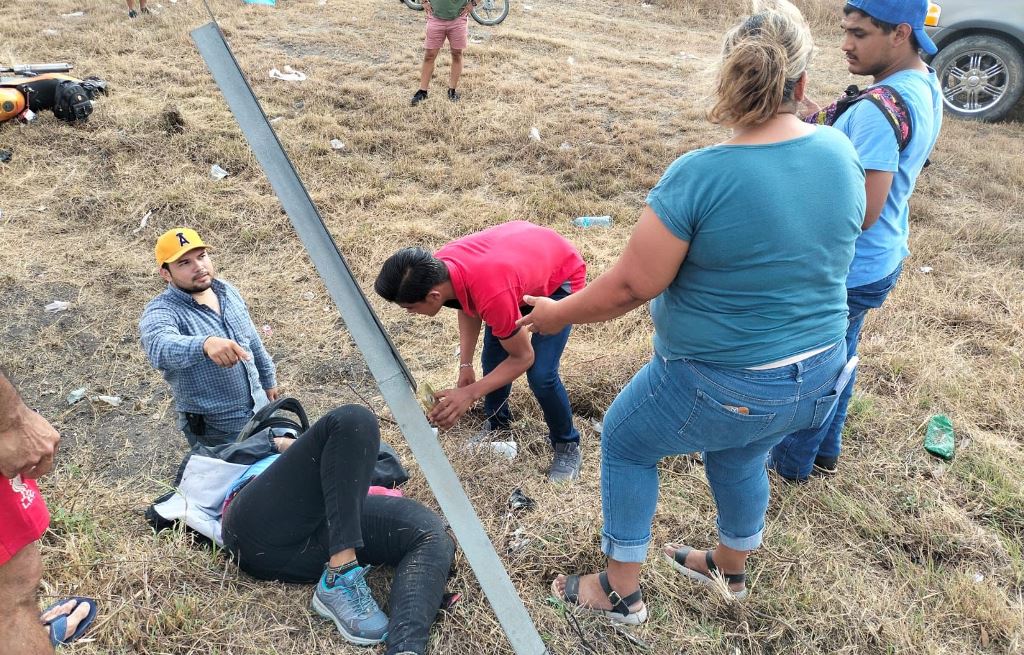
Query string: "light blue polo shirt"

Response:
xmin=646 ymin=127 xmax=865 ymax=368
xmin=833 ymin=68 xmax=942 ymax=288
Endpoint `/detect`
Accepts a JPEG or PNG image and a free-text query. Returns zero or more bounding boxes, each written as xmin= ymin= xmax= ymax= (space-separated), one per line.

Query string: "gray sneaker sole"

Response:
xmin=311 ymin=592 xmax=387 ymax=646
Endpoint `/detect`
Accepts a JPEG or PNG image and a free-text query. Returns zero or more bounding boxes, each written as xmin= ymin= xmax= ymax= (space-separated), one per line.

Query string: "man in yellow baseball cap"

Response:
xmin=141 ymin=228 xmax=280 ymax=447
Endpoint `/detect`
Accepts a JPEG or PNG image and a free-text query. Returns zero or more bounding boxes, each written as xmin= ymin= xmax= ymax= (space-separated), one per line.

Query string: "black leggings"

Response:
xmin=221 ymin=405 xmax=455 ymax=655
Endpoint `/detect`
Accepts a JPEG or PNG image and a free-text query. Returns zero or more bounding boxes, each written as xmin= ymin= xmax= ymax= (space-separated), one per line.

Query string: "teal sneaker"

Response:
xmin=311 ymin=566 xmax=388 ymax=646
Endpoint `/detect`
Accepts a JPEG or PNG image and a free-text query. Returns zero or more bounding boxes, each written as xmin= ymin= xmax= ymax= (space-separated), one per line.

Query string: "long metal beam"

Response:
xmin=190 ymin=21 xmax=547 ymax=655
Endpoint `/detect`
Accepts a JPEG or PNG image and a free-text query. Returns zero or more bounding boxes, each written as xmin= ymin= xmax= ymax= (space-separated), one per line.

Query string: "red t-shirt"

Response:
xmin=436 ymin=221 xmax=586 ymax=338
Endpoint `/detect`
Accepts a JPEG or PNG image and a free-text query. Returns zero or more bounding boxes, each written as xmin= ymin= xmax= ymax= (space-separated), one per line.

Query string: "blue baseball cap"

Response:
xmin=846 ymin=0 xmax=938 ymax=55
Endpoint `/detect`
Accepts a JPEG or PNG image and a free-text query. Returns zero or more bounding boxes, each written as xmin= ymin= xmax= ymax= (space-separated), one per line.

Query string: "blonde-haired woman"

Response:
xmin=518 ymin=0 xmax=864 ymax=620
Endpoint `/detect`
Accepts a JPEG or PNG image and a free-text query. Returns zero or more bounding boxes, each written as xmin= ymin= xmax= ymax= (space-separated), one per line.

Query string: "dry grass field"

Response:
xmin=1 ymin=0 xmax=1022 ymax=652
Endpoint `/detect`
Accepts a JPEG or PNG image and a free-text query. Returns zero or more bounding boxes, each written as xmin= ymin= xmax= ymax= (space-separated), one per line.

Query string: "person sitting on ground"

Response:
xmin=518 ymin=0 xmax=864 ymax=618
xmin=411 ymin=0 xmax=476 ymax=105
xmin=191 ymin=403 xmax=455 ymax=654
xmin=140 ymin=228 xmax=280 ymax=447
xmin=375 ymin=221 xmax=587 ymax=482
xmin=0 ymin=368 xmax=98 ymax=651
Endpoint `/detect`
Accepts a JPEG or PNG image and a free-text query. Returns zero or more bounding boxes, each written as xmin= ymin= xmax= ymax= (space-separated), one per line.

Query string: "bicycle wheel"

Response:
xmin=472 ymin=0 xmax=509 ymax=25
xmin=403 ymin=0 xmax=424 ymax=10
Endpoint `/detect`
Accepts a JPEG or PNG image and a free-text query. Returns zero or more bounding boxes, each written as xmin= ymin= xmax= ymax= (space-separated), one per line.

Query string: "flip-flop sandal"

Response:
xmin=42 ymin=597 xmax=98 ymax=647
xmin=552 ymin=571 xmax=648 ymax=625
xmin=665 ymin=545 xmax=748 ymax=600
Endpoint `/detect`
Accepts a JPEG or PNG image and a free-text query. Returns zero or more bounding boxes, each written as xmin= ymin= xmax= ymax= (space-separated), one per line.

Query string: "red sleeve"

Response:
xmin=477 ymin=292 xmax=522 ymax=339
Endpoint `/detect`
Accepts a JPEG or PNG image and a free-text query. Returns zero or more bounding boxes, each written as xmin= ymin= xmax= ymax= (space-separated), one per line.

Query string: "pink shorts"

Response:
xmin=425 ymin=15 xmax=469 ymax=50
xmin=0 ymin=475 xmax=49 ymax=565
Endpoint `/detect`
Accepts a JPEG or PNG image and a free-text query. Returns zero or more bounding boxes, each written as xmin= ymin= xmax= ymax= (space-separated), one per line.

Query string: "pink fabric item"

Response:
xmin=0 ymin=476 xmax=49 ymax=565
xmin=368 ymin=486 xmax=404 ymax=498
xmin=424 ymin=15 xmax=469 ymax=50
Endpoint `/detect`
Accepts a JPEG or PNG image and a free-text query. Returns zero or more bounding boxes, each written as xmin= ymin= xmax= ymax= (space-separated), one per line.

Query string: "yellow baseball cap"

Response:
xmin=155 ymin=228 xmax=210 ymax=266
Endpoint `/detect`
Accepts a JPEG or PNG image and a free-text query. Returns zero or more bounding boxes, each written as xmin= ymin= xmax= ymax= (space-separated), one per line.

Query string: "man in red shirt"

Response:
xmin=375 ymin=221 xmax=587 ymax=482
xmin=1 ymin=369 xmax=97 ymax=651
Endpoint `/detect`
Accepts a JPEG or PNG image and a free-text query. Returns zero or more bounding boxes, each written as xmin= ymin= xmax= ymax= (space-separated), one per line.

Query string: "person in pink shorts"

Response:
xmin=411 ymin=0 xmax=477 ymax=105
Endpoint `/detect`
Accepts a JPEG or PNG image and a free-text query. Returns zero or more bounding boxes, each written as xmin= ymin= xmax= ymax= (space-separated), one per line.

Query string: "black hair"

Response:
xmin=843 ymin=4 xmax=920 ymax=50
xmin=374 ymin=247 xmax=450 ymax=304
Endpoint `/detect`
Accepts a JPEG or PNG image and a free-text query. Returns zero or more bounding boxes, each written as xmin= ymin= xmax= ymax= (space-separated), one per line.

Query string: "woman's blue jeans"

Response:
xmin=769 ymin=264 xmax=903 ymax=480
xmin=600 ymin=342 xmax=847 ymax=562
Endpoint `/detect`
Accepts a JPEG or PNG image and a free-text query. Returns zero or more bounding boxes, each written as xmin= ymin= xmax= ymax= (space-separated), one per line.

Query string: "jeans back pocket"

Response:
xmin=808 ymin=392 xmax=841 ymax=430
xmin=679 ymin=389 xmax=777 ymax=452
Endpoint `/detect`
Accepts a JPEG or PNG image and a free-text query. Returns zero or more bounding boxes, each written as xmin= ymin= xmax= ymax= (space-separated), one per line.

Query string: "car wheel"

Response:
xmin=931 ymin=34 xmax=1024 ymax=122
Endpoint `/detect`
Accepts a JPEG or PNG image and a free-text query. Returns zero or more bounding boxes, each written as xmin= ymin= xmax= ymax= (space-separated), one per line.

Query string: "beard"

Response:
xmin=173 ymin=272 xmax=215 ymax=294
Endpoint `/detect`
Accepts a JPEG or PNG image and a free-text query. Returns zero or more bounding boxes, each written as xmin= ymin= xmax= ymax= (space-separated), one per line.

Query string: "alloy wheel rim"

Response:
xmin=940 ymin=49 xmax=1009 ymax=113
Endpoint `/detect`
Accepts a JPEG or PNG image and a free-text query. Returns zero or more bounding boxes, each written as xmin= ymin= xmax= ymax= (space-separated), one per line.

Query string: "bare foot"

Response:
xmin=663 ymin=544 xmax=746 ymax=593
xmin=551 ymin=572 xmax=644 ymax=613
xmin=40 ymin=599 xmax=93 ymax=642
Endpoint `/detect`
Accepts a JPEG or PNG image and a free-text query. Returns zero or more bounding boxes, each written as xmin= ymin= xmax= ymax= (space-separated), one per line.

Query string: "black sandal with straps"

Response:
xmin=665 ymin=545 xmax=749 ymax=600
xmin=553 ymin=571 xmax=648 ymax=625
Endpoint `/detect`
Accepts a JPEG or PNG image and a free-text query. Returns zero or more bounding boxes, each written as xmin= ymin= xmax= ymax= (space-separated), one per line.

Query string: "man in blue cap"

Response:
xmin=770 ymin=0 xmax=943 ymax=481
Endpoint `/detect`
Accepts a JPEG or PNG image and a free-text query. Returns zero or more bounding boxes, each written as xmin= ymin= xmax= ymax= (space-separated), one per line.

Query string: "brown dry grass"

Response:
xmin=1 ymin=0 xmax=1022 ymax=653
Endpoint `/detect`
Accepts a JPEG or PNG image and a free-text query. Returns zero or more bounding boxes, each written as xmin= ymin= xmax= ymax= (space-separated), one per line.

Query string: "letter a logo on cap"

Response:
xmin=177 ymin=232 xmax=191 ymax=247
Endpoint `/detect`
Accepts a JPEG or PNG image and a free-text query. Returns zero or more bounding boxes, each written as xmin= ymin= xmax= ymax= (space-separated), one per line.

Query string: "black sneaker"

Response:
xmin=411 ymin=89 xmax=428 ymax=106
xmin=128 ymin=9 xmax=138 ymax=17
xmin=811 ymin=455 xmax=839 ymax=477
xmin=140 ymin=5 xmax=151 ymax=13
xmin=448 ymin=88 xmax=460 ymax=102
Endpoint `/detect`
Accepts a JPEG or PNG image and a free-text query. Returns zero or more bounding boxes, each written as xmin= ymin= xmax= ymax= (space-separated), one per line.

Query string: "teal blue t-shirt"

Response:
xmin=646 ymin=127 xmax=865 ymax=367
xmin=833 ymin=68 xmax=942 ymax=288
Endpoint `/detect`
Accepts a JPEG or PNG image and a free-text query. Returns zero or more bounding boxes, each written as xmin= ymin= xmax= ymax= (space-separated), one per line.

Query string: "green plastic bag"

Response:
xmin=924 ymin=414 xmax=955 ymax=460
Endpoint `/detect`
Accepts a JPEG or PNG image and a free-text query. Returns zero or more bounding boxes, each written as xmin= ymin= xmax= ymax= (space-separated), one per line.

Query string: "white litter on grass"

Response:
xmin=269 ymin=115 xmax=284 ymax=124
xmin=132 ymin=210 xmax=153 ymax=234
xmin=566 ymin=56 xmax=575 ymax=65
xmin=559 ymin=142 xmax=571 ymax=151
xmin=973 ymin=572 xmax=985 ymax=583
xmin=61 ymin=11 xmax=85 ymax=18
xmin=919 ymin=266 xmax=933 ymax=273
xmin=43 ymin=29 xmax=60 ymax=35
xmin=523 ymin=4 xmax=532 ymax=10
xmin=269 ymin=66 xmax=307 ymax=82
xmin=317 ymin=0 xmax=327 ymax=5
xmin=302 ymin=291 xmax=315 ymax=301
xmin=67 ymin=388 xmax=87 ymax=405
xmin=209 ymin=164 xmax=229 ymax=180
xmin=469 ymin=36 xmax=484 ymax=44
xmin=93 ymin=395 xmax=123 ymax=407
xmin=477 ymin=441 xmax=518 ymax=460
xmin=37 ymin=206 xmax=47 ymax=212
xmin=528 ymin=127 xmax=541 ymax=141
xmin=44 ymin=301 xmax=70 ymax=313
xmin=262 ymin=324 xmax=272 ymax=336
xmin=677 ymin=52 xmax=699 ymax=60
xmin=590 ymin=418 xmax=603 ymax=434
xmin=330 ymin=139 xmax=345 ymax=150
xmin=508 ymin=527 xmax=532 ymax=553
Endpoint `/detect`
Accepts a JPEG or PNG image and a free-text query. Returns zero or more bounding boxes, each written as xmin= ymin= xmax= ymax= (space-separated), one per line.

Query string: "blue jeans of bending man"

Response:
xmin=769 ymin=264 xmax=903 ymax=480
xmin=480 ymin=287 xmax=580 ymax=446
xmin=600 ymin=342 xmax=847 ymax=562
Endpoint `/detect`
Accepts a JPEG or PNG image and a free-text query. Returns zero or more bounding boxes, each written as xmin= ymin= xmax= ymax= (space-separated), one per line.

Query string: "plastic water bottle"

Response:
xmin=572 ymin=215 xmax=613 ymax=228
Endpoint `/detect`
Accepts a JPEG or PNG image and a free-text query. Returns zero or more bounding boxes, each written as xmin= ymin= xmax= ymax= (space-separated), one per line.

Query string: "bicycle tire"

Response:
xmin=403 ymin=0 xmax=424 ymax=10
xmin=472 ymin=0 xmax=509 ymax=25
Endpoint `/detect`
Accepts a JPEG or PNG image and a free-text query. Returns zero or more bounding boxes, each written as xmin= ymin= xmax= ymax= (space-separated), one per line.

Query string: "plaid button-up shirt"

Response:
xmin=140 ymin=279 xmax=276 ymax=434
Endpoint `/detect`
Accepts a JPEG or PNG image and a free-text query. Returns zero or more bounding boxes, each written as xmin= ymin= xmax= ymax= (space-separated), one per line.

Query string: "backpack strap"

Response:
xmin=805 ymin=84 xmax=914 ymax=152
